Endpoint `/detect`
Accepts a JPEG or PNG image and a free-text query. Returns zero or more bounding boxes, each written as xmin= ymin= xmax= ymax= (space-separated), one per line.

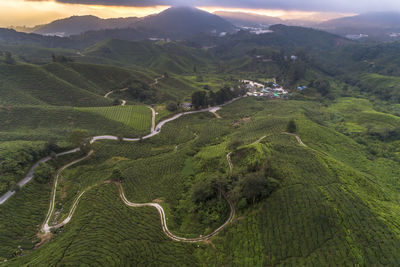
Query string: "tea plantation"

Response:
xmin=2 ymin=96 xmax=399 ymax=266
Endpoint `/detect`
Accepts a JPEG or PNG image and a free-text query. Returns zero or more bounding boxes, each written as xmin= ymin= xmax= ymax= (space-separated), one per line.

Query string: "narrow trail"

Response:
xmin=209 ymin=107 xmax=222 ymax=119
xmin=252 ymin=135 xmax=267 ymax=145
xmin=116 ymin=182 xmax=235 ymax=243
xmin=104 ymin=88 xmax=128 ymax=106
xmin=0 ymin=148 xmax=80 ymax=205
xmin=150 ymin=75 xmax=164 ymax=87
xmin=282 ymin=132 xmax=307 ymax=147
xmin=149 ymin=106 xmax=156 ymax=133
xmin=226 ymin=152 xmax=233 ymax=173
xmin=1 ymin=96 xmax=246 ymax=206
xmin=35 ymin=97 xmax=244 ymax=240
xmin=42 ymin=150 xmax=94 ymax=233
xmin=2 ymin=97 xmax=246 ymax=243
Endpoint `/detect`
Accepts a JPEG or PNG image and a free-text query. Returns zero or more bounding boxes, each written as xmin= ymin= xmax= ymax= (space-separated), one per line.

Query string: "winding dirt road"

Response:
xmin=42 ymin=150 xmax=94 ymax=233
xmin=116 ymin=182 xmax=234 ymax=242
xmin=150 ymin=75 xmax=164 ymax=87
xmin=36 ymin=98 xmax=244 ymax=240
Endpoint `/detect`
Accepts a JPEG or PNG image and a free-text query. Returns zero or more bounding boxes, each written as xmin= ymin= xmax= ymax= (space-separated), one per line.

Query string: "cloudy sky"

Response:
xmin=0 ymin=0 xmax=398 ymax=27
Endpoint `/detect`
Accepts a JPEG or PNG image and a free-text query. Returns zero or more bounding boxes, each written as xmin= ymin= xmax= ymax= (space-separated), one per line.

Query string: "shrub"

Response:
xmin=34 ymin=163 xmax=55 ymax=184
xmin=166 ymin=101 xmax=178 ymax=112
xmin=286 ymin=119 xmax=297 ymax=133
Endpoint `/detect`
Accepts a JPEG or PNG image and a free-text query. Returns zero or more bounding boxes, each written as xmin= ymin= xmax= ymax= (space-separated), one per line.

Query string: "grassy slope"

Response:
xmin=0 ymin=105 xmax=145 ymax=142
xmin=76 ymin=105 xmax=152 ymax=135
xmin=0 ymin=62 xmax=154 ymax=107
xmin=83 ymin=39 xmax=212 ymax=74
xmin=4 ymin=97 xmax=400 ymax=266
xmin=0 ymin=63 xmax=110 ymax=107
xmin=6 ymin=184 xmax=198 ymax=266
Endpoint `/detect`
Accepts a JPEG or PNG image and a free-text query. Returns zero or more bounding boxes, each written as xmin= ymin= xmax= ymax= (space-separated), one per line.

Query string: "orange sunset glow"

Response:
xmin=0 ymin=0 xmax=352 ymax=27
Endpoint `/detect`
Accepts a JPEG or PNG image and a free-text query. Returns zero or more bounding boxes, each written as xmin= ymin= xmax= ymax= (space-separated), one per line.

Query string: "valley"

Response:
xmin=0 ymin=5 xmax=399 ymax=266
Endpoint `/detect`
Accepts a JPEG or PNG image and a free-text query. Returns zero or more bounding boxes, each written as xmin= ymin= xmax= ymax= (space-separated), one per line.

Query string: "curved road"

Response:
xmin=0 ymin=148 xmax=80 ymax=205
xmin=117 ymin=182 xmax=234 ymax=242
xmin=37 ymin=97 xmax=244 ymax=239
xmin=2 ymin=97 xmax=246 ymax=242
xmin=42 ymin=151 xmax=94 ymax=233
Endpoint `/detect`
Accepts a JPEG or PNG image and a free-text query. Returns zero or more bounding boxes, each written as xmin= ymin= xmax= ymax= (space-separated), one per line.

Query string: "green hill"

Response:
xmin=0 ymin=63 xmax=110 ymax=107
xmin=3 ymin=98 xmax=399 ymax=265
xmin=0 ymin=62 xmax=155 ymax=106
xmin=84 ymin=39 xmax=213 ymax=74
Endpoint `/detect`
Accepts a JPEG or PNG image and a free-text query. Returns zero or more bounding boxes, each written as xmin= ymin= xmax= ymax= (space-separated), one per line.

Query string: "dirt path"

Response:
xmin=2 ymin=97 xmax=244 ymax=206
xmin=150 ymin=75 xmax=164 ymax=87
xmin=282 ymin=132 xmax=307 ymax=147
xmin=209 ymin=107 xmax=222 ymax=118
xmin=252 ymin=135 xmax=266 ymax=145
xmin=149 ymin=106 xmax=156 ymax=133
xmin=104 ymin=88 xmax=128 ymax=106
xmin=116 ymin=182 xmax=234 ymax=242
xmin=2 ymin=97 xmax=245 ymax=242
xmin=226 ymin=152 xmax=233 ymax=173
xmin=42 ymin=150 xmax=93 ymax=234
xmin=0 ymin=148 xmax=80 ymax=205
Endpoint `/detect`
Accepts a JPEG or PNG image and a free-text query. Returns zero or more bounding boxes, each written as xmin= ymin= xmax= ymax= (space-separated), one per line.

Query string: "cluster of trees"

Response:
xmin=51 ymin=54 xmax=74 ymax=63
xmin=34 ymin=163 xmax=55 ymax=184
xmin=365 ymin=126 xmax=400 ymax=142
xmin=309 ymin=79 xmax=331 ymax=97
xmin=1 ymin=51 xmax=16 ymax=65
xmin=127 ymin=81 xmax=155 ymax=103
xmin=191 ymin=86 xmax=245 ymax=109
xmin=0 ymin=140 xmax=61 ymax=194
xmin=238 ymin=172 xmax=280 ymax=206
xmin=67 ymin=129 xmax=91 ymax=153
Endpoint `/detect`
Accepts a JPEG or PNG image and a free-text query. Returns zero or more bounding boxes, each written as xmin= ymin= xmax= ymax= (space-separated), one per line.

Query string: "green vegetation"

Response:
xmin=1 ymin=25 xmax=400 ymax=266
xmin=34 ymin=163 xmax=55 ymax=184
xmin=77 ymin=105 xmax=151 ymax=135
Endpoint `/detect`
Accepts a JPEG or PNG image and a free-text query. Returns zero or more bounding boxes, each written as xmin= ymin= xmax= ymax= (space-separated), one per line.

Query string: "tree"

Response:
xmin=4 ymin=52 xmax=15 ymax=65
xmin=34 ymin=163 xmax=55 ymax=184
xmin=240 ymin=173 xmax=279 ymax=204
xmin=203 ymin=85 xmax=211 ymax=90
xmin=312 ymin=79 xmax=331 ymax=96
xmin=111 ymin=169 xmax=123 ymax=182
xmin=68 ymin=130 xmax=89 ymax=147
xmin=191 ymin=91 xmax=208 ymax=109
xmin=286 ymin=119 xmax=297 ymax=133
xmin=44 ymin=138 xmax=59 ymax=154
xmin=192 ymin=180 xmax=215 ymax=203
xmin=166 ymin=101 xmax=178 ymax=112
xmin=241 ymin=173 xmax=268 ymax=204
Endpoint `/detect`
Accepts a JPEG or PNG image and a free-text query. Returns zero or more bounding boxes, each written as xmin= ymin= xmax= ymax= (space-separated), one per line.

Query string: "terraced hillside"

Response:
xmin=2 ymin=97 xmax=399 ymax=266
xmin=0 ymin=61 xmax=157 ymax=106
xmin=84 ymin=39 xmax=213 ymax=74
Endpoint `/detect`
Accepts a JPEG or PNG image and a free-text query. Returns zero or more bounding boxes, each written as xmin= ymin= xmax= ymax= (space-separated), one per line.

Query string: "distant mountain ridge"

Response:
xmin=214 ymin=11 xmax=283 ymax=27
xmin=318 ymin=12 xmax=400 ymax=40
xmin=134 ymin=7 xmax=235 ymax=38
xmin=11 ymin=7 xmax=235 ymax=38
xmin=33 ymin=15 xmax=140 ymax=37
xmin=319 ymin=12 xmax=400 ymax=30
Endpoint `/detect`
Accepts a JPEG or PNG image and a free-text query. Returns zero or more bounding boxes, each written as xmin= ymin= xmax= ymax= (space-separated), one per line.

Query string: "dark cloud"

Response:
xmin=54 ymin=0 xmax=164 ymax=7
xmin=43 ymin=0 xmax=400 ymax=13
